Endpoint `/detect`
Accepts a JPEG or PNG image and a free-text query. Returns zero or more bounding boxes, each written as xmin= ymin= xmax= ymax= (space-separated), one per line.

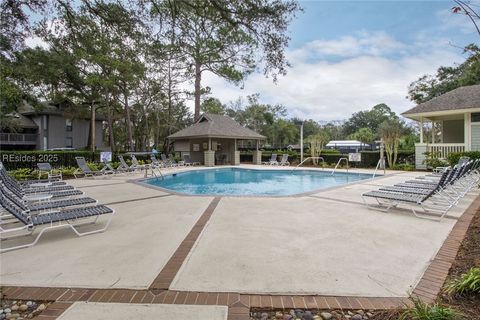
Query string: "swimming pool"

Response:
xmin=143 ymin=168 xmax=373 ymax=196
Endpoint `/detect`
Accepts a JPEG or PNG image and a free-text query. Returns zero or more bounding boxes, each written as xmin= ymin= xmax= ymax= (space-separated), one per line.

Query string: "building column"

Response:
xmin=419 ymin=117 xmax=424 ymax=143
xmin=204 ymin=137 xmax=215 ymax=166
xmin=464 ymin=112 xmax=471 ymax=151
xmin=231 ymin=139 xmax=240 ymax=165
xmin=252 ymin=140 xmax=262 ymax=165
xmin=431 ymin=120 xmax=435 ymax=144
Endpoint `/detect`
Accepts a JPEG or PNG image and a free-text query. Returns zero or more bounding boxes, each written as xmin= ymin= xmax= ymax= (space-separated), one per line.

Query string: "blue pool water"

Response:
xmin=144 ymin=168 xmax=372 ymax=196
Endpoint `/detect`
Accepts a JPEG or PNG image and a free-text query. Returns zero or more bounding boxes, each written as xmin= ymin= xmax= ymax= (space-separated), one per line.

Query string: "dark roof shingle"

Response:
xmin=168 ymin=113 xmax=265 ymax=139
xmin=402 ymin=84 xmax=480 ymax=116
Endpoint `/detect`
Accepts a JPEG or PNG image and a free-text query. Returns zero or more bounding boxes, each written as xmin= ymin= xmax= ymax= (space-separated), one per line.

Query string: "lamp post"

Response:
xmin=300 ymin=122 xmax=304 ymax=163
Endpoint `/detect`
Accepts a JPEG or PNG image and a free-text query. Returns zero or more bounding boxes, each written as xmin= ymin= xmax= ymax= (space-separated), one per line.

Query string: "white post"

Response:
xmin=300 ymin=123 xmax=304 ymax=163
xmin=464 ymin=113 xmax=471 ymax=151
xmin=431 ymin=120 xmax=435 ymax=144
xmin=420 ymin=117 xmax=424 ymax=143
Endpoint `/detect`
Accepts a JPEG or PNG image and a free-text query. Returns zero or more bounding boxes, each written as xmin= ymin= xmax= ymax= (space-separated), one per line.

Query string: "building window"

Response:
xmin=471 ymin=113 xmax=480 ymax=123
xmin=66 ymin=119 xmax=73 ymax=131
xmin=65 ymin=137 xmax=73 ymax=148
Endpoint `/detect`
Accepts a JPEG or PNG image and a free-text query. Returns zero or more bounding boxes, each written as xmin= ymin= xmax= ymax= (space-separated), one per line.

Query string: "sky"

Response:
xmin=200 ymin=0 xmax=480 ymax=121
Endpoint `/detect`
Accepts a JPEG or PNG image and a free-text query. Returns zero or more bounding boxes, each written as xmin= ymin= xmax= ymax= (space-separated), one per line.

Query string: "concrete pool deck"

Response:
xmin=1 ymin=165 xmax=479 ymax=319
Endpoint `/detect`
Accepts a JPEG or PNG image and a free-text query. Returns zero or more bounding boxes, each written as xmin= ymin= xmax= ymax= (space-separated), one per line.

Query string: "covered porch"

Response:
xmin=168 ymin=113 xmax=265 ymax=167
xmin=402 ymin=85 xmax=480 ymax=169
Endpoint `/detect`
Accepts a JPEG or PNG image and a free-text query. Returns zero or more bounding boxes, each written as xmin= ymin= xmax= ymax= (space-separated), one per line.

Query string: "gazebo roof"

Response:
xmin=402 ymin=85 xmax=480 ymax=119
xmin=168 ymin=113 xmax=265 ymax=140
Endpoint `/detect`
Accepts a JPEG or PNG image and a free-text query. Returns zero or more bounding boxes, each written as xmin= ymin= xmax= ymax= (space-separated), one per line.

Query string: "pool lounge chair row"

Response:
xmin=74 ymin=153 xmax=200 ymax=178
xmin=0 ymin=162 xmax=115 ymax=253
xmin=362 ymin=159 xmax=480 ymax=221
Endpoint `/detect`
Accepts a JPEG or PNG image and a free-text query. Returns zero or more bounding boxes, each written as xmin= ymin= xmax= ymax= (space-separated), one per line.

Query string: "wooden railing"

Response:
xmin=427 ymin=143 xmax=465 ymax=159
xmin=0 ymin=133 xmax=38 ymax=145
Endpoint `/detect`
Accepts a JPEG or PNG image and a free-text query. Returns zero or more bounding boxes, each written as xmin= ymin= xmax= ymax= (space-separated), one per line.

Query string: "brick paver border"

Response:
xmin=2 ymin=194 xmax=479 ymax=320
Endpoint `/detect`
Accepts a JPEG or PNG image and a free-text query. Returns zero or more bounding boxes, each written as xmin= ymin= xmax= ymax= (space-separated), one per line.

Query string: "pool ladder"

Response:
xmin=144 ymin=165 xmax=164 ymax=180
xmin=331 ymin=158 xmax=349 ymax=175
xmin=292 ymin=157 xmax=325 ymax=171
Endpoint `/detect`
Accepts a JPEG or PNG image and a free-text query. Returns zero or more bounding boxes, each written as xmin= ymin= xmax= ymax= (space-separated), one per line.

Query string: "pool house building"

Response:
xmin=402 ymin=84 xmax=480 ymax=169
xmin=168 ymin=113 xmax=265 ymax=166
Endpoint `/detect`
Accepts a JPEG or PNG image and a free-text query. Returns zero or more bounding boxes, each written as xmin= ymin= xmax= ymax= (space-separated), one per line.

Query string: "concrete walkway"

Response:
xmin=58 ymin=302 xmax=228 ymax=320
xmin=1 ymin=166 xmax=477 ymax=297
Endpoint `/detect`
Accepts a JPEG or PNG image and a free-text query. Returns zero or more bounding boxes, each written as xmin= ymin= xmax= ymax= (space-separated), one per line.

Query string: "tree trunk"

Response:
xmin=107 ymin=103 xmax=116 ymax=153
xmin=194 ymin=61 xmax=202 ymax=120
xmin=88 ymin=103 xmax=96 ymax=152
xmin=124 ymin=91 xmax=134 ymax=151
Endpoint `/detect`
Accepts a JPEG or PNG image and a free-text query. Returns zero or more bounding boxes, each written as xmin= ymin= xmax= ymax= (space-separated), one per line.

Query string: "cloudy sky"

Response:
xmin=200 ymin=0 xmax=479 ymax=121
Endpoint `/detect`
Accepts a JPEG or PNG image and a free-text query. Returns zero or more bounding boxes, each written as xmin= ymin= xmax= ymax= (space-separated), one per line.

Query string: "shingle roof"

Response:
xmin=168 ymin=113 xmax=265 ymax=140
xmin=402 ymin=84 xmax=480 ymax=116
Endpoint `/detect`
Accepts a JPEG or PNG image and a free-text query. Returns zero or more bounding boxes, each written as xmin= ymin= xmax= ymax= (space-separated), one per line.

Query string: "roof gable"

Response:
xmin=402 ymin=85 xmax=480 ymax=117
xmin=168 ymin=113 xmax=265 ymax=140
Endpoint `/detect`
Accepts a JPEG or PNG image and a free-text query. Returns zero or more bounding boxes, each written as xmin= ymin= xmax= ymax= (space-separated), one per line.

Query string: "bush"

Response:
xmin=400 ymin=297 xmax=461 ymax=320
xmin=8 ymin=167 xmax=78 ymax=180
xmin=0 ymin=150 xmax=100 ymax=170
xmin=424 ymin=151 xmax=448 ymax=170
xmin=447 ymin=151 xmax=480 ymax=166
xmin=392 ymin=164 xmax=415 ymax=171
xmin=445 ymin=267 xmax=480 ymax=296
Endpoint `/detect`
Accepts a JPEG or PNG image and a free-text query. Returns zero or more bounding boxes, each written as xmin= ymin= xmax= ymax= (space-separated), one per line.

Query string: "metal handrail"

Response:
xmin=144 ymin=165 xmax=164 ymax=180
xmin=331 ymin=157 xmax=349 ymax=175
xmin=292 ymin=157 xmax=325 ymax=170
xmin=372 ymin=157 xmax=386 ymax=178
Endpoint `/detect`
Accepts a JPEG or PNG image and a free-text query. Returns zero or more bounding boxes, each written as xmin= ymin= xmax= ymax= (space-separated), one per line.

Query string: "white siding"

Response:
xmin=471 ymin=124 xmax=480 ymax=151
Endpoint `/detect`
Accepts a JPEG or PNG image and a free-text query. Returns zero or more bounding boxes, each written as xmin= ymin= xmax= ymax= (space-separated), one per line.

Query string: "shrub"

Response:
xmin=445 ymin=267 xmax=480 ymax=296
xmin=400 ymin=297 xmax=461 ymax=320
xmin=424 ymin=151 xmax=448 ymax=170
xmin=447 ymin=151 xmax=480 ymax=166
xmin=8 ymin=167 xmax=78 ymax=180
xmin=392 ymin=164 xmax=415 ymax=171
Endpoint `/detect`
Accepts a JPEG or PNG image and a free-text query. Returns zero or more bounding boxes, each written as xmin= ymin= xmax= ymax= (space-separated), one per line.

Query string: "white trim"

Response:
xmin=403 ymin=107 xmax=480 ymax=120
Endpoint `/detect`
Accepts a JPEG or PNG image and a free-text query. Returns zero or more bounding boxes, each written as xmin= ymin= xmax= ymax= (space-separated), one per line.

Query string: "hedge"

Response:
xmin=0 ymin=150 xmax=155 ymax=170
xmin=447 ymin=151 xmax=480 ymax=166
xmin=0 ymin=151 xmax=100 ymax=170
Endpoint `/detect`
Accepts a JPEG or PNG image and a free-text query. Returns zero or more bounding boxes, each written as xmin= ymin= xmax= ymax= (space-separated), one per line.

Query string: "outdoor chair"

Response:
xmin=101 ymin=159 xmax=118 ymax=175
xmin=37 ymin=163 xmax=62 ymax=181
xmin=276 ymin=154 xmax=290 ymax=166
xmin=150 ymin=154 xmax=163 ymax=168
xmin=362 ymin=168 xmax=455 ymax=221
xmin=0 ymin=167 xmax=74 ymax=195
xmin=0 ymin=183 xmax=97 ymax=213
xmin=262 ymin=154 xmax=277 ymax=165
xmin=182 ymin=154 xmax=200 ymax=166
xmin=117 ymin=155 xmax=136 ymax=173
xmin=169 ymin=154 xmax=185 ymax=167
xmin=74 ymin=157 xmax=104 ymax=178
xmin=161 ymin=154 xmax=177 ymax=167
xmin=0 ymin=192 xmax=115 ymax=253
xmin=131 ymin=155 xmax=146 ymax=171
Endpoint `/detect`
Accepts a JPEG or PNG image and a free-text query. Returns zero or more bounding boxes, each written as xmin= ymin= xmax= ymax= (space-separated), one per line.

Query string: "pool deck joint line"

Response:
xmin=1 ymin=180 xmax=479 ymax=320
xmin=149 ymin=196 xmax=222 ymax=290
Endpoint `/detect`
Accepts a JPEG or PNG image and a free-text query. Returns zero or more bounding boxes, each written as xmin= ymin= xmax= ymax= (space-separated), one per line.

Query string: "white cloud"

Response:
xmin=199 ymin=31 xmax=466 ymax=121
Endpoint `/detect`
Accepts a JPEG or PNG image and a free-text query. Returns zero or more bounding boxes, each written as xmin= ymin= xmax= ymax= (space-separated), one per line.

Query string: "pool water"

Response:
xmin=144 ymin=168 xmax=372 ymax=196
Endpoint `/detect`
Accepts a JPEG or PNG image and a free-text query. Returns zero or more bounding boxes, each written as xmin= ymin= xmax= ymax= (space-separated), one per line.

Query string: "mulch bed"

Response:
xmin=437 ymin=206 xmax=480 ymax=319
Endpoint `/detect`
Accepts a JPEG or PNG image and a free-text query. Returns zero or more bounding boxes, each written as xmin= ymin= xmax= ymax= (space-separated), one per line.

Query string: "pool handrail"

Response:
xmin=331 ymin=158 xmax=349 ymax=175
xmin=292 ymin=157 xmax=325 ymax=171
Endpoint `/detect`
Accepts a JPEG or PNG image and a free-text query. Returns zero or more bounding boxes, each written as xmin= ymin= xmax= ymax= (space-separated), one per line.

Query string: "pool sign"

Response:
xmin=100 ymin=151 xmax=112 ymax=162
xmin=348 ymin=153 xmax=361 ymax=162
